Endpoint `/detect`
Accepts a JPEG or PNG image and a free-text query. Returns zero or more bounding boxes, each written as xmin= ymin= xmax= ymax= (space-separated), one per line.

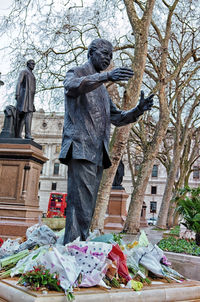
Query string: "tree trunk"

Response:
xmin=157 ymin=158 xmax=180 ymax=229
xmin=123 ymin=104 xmax=169 ymax=233
xmin=123 ymin=159 xmax=155 ymax=233
xmin=173 ymin=211 xmax=180 ymax=226
xmin=167 ymin=201 xmax=176 ymax=228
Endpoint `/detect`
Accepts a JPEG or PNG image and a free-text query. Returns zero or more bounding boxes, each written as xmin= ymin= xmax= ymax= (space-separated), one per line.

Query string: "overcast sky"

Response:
xmin=0 ymin=0 xmax=13 ymax=12
xmin=0 ymin=1 xmax=13 ymax=109
xmin=0 ymin=0 xmax=13 ymax=75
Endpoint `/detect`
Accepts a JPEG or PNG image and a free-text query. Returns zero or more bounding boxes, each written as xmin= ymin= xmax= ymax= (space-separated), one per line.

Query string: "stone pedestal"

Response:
xmin=0 ymin=138 xmax=48 ymax=238
xmin=104 ymin=189 xmax=129 ymax=231
xmin=1 ymin=278 xmax=200 ymax=302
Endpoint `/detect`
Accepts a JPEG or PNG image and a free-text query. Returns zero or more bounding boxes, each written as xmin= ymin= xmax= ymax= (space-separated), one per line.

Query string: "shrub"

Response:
xmin=175 ymin=186 xmax=200 ymax=245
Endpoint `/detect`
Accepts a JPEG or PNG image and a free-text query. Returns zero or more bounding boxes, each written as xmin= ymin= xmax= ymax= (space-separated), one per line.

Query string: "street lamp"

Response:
xmin=0 ymin=73 xmax=4 ymax=86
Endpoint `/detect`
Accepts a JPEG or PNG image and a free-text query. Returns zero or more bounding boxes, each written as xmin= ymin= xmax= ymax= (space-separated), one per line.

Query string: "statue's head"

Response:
xmin=88 ymin=39 xmax=113 ymax=72
xmin=27 ymin=59 xmax=35 ymax=71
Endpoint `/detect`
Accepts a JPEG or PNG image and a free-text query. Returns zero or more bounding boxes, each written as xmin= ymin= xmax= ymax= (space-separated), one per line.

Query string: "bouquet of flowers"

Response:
xmin=18 ymin=265 xmax=75 ymax=300
xmin=18 ymin=265 xmax=62 ymax=291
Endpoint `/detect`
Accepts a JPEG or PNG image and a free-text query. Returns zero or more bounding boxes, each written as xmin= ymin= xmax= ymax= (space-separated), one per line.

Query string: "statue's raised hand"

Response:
xmin=107 ymin=67 xmax=134 ymax=82
xmin=138 ymin=90 xmax=154 ymax=112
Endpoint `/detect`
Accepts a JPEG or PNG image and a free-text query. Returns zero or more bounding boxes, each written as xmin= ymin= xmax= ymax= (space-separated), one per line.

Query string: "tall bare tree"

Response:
xmin=156 ymin=3 xmax=200 ymax=228
xmin=166 ymin=126 xmax=200 ymax=228
xmin=121 ymin=0 xmax=200 ymax=233
xmin=91 ymin=0 xmax=156 ymax=231
xmin=157 ymin=89 xmax=200 ymax=228
xmin=122 ymin=0 xmax=181 ymax=233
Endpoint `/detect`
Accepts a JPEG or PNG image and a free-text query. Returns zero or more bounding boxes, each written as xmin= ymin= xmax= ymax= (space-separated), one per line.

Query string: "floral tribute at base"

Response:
xmin=0 ymin=224 xmax=186 ymax=301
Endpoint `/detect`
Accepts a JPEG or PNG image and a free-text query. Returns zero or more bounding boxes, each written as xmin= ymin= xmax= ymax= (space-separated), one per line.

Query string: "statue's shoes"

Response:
xmin=25 ymin=135 xmax=34 ymax=140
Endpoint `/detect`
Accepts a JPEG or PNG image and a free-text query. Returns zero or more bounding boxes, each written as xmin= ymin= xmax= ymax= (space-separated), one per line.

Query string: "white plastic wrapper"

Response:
xmin=0 ymin=238 xmax=21 ymax=258
xmin=37 ymin=247 xmax=81 ymax=291
xmin=11 ymin=245 xmax=81 ymax=292
xmin=138 ymin=245 xmax=164 ymax=277
xmin=18 ymin=224 xmax=57 ymax=251
xmin=11 ymin=246 xmax=49 ymax=276
xmin=26 ymin=223 xmax=41 ymax=238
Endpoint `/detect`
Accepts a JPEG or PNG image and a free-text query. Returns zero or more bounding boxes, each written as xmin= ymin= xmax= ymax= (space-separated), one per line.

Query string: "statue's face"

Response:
xmin=27 ymin=61 xmax=35 ymax=71
xmin=90 ymin=45 xmax=112 ymax=72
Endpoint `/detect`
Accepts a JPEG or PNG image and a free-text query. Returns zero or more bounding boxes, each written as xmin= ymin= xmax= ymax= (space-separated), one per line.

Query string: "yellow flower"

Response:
xmin=130 ymin=280 xmax=143 ymax=291
xmin=127 ymin=241 xmax=138 ymax=249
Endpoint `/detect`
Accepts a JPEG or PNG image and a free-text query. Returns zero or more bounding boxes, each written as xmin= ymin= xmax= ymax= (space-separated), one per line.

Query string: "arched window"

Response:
xmin=152 ymin=165 xmax=158 ymax=177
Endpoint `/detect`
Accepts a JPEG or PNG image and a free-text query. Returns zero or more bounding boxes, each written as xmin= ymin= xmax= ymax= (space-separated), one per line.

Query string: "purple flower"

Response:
xmin=161 ymin=255 xmax=171 ymax=266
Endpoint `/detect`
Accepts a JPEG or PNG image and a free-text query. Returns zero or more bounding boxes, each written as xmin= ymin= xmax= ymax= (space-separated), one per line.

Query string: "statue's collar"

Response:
xmin=26 ymin=67 xmax=33 ymax=74
xmin=84 ymin=60 xmax=99 ymax=75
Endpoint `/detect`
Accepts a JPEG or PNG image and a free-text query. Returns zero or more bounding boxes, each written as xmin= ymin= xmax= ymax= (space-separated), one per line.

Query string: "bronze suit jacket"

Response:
xmin=16 ymin=67 xmax=36 ymax=113
xmin=59 ymin=61 xmax=142 ymax=169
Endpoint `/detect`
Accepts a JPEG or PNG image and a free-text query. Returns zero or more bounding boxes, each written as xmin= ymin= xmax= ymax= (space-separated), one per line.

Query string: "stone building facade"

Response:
xmin=0 ymin=110 xmax=199 ymax=220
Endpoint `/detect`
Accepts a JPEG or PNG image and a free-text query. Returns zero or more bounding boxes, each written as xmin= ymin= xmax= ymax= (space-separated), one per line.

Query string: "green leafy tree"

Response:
xmin=176 ymin=186 xmax=200 ymax=246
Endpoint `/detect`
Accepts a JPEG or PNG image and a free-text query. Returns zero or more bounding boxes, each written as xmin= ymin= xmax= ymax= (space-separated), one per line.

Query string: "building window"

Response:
xmin=151 ymin=186 xmax=157 ymax=194
xmin=150 ymin=201 xmax=157 ymax=213
xmin=135 ymin=164 xmax=140 ymax=176
xmin=40 ymin=166 xmax=43 ymax=174
xmin=56 ymin=145 xmax=61 ymax=154
xmin=193 ymin=166 xmax=200 ymax=179
xmin=39 ymin=182 xmax=41 ymax=190
xmin=51 ymin=182 xmax=57 ymax=190
xmin=53 ymin=163 xmax=60 ymax=175
xmin=152 ymin=165 xmax=158 ymax=177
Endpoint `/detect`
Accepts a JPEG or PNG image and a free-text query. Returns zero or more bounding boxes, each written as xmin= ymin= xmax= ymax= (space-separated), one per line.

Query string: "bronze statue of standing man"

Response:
xmin=59 ymin=38 xmax=154 ymax=244
xmin=15 ymin=59 xmax=36 ymax=139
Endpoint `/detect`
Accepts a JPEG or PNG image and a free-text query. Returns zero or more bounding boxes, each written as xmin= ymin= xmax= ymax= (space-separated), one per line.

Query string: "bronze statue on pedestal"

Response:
xmin=0 ymin=60 xmax=36 ymax=140
xmin=15 ymin=59 xmax=36 ymax=139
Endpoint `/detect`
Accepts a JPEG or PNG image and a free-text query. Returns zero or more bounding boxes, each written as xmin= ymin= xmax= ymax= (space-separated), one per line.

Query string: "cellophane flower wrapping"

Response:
xmin=66 ymin=241 xmax=112 ymax=287
xmin=108 ymin=244 xmax=132 ymax=282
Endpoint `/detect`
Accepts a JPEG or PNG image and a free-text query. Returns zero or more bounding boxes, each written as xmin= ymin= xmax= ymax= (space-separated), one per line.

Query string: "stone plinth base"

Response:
xmin=1 ymin=278 xmax=200 ymax=302
xmin=104 ymin=189 xmax=128 ymax=231
xmin=0 ymin=218 xmax=40 ymax=239
xmin=165 ymin=251 xmax=200 ymax=281
xmin=0 ymin=139 xmax=48 ymax=237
